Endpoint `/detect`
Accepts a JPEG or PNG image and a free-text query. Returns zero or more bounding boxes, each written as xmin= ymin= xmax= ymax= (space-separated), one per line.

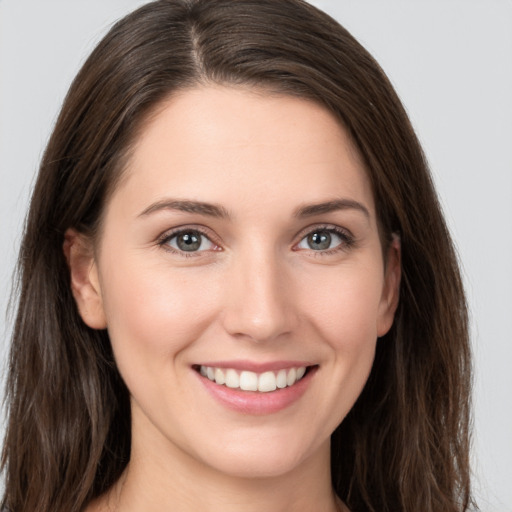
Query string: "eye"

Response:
xmin=163 ymin=229 xmax=216 ymax=253
xmin=296 ymin=227 xmax=352 ymax=252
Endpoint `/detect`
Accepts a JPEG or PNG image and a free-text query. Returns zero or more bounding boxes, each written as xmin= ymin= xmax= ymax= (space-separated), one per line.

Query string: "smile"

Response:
xmin=199 ymin=365 xmax=307 ymax=392
xmin=194 ymin=363 xmax=318 ymax=414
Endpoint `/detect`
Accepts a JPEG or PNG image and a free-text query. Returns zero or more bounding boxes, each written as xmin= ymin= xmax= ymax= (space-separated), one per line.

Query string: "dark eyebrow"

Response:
xmin=294 ymin=199 xmax=370 ymax=219
xmin=138 ymin=199 xmax=231 ymax=219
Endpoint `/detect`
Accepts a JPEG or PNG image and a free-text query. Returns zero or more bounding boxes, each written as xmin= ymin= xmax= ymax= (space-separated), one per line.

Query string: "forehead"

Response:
xmin=110 ymin=85 xmax=375 ymax=220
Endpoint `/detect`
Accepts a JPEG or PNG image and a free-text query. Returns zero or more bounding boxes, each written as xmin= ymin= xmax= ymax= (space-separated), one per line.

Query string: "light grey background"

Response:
xmin=1 ymin=1 xmax=511 ymax=510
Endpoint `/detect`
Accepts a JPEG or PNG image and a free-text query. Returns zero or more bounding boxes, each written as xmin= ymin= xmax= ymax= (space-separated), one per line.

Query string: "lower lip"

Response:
xmin=195 ymin=367 xmax=317 ymax=415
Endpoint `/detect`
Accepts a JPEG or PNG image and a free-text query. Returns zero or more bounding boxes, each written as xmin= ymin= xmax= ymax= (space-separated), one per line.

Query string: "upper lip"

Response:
xmin=194 ymin=360 xmax=315 ymax=372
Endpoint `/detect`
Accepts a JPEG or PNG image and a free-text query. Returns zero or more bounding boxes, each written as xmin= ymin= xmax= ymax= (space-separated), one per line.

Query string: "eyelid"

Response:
xmin=293 ymin=223 xmax=356 ymax=253
xmin=155 ymin=223 xmax=356 ymax=257
xmin=156 ymin=225 xmax=222 ymax=255
xmin=294 ymin=223 xmax=354 ymax=242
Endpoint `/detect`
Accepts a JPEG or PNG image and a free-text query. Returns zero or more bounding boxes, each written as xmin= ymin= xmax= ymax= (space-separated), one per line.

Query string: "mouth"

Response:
xmin=192 ymin=364 xmax=316 ymax=392
xmin=193 ymin=365 xmax=317 ymax=393
xmin=193 ymin=363 xmax=318 ymax=414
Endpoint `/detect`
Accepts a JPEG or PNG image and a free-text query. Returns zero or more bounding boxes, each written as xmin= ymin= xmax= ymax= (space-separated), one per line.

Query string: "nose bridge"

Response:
xmin=222 ymin=242 xmax=296 ymax=342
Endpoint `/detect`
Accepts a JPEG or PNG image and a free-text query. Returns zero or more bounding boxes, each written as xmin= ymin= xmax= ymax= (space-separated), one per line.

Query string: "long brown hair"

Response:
xmin=2 ymin=1 xmax=475 ymax=511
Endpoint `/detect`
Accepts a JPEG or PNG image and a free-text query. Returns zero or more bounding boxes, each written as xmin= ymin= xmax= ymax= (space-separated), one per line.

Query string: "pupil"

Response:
xmin=308 ymin=231 xmax=331 ymax=250
xmin=177 ymin=232 xmax=201 ymax=251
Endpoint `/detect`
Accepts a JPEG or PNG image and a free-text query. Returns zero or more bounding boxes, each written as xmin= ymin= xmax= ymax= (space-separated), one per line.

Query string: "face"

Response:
xmin=68 ymin=85 xmax=400 ymax=480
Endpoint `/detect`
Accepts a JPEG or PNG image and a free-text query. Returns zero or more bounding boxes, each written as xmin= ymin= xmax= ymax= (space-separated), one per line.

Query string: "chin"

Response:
xmin=193 ymin=428 xmax=327 ymax=480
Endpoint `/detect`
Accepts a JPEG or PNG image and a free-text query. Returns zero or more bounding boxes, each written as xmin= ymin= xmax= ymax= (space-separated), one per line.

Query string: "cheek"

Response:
xmin=98 ymin=254 xmax=222 ymax=371
xmin=291 ymin=262 xmax=384 ymax=429
xmin=301 ymin=261 xmax=385 ymax=348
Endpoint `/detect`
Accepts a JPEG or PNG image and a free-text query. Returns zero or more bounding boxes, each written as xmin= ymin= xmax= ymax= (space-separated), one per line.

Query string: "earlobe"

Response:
xmin=63 ymin=229 xmax=107 ymax=329
xmin=377 ymin=233 xmax=401 ymax=337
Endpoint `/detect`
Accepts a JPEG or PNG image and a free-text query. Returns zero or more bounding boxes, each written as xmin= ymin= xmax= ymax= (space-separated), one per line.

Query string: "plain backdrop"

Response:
xmin=1 ymin=1 xmax=511 ymax=510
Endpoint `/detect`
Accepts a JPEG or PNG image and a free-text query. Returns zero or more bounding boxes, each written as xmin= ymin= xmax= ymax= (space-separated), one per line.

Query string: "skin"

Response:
xmin=66 ymin=85 xmax=400 ymax=512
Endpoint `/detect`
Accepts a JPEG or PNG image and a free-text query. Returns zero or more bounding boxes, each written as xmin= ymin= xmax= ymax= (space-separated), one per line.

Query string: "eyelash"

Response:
xmin=296 ymin=225 xmax=356 ymax=257
xmin=157 ymin=224 xmax=356 ymax=257
xmin=157 ymin=226 xmax=218 ymax=258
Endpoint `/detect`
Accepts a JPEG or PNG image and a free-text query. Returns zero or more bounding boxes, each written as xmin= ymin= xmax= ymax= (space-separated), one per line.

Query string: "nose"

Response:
xmin=221 ymin=247 xmax=298 ymax=343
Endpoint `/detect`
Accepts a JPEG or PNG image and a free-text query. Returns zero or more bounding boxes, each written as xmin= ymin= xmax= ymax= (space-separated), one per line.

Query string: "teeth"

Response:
xmin=200 ymin=365 xmax=308 ymax=392
xmin=258 ymin=371 xmax=277 ymax=392
xmin=225 ymin=369 xmax=239 ymax=389
xmin=276 ymin=369 xmax=287 ymax=389
xmin=214 ymin=368 xmax=225 ymax=385
xmin=286 ymin=368 xmax=297 ymax=386
xmin=240 ymin=371 xmax=258 ymax=391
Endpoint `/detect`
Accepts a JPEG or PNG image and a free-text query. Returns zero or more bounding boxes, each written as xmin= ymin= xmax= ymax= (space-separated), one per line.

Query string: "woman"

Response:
xmin=1 ymin=1 xmax=476 ymax=511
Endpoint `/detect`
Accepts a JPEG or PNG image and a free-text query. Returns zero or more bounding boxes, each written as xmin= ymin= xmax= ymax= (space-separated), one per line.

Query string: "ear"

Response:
xmin=63 ymin=229 xmax=107 ymax=329
xmin=377 ymin=233 xmax=401 ymax=337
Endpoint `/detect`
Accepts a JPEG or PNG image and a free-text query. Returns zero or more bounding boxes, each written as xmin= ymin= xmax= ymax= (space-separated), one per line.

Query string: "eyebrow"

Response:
xmin=138 ymin=197 xmax=370 ymax=220
xmin=294 ymin=199 xmax=370 ymax=219
xmin=138 ymin=199 xmax=231 ymax=219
